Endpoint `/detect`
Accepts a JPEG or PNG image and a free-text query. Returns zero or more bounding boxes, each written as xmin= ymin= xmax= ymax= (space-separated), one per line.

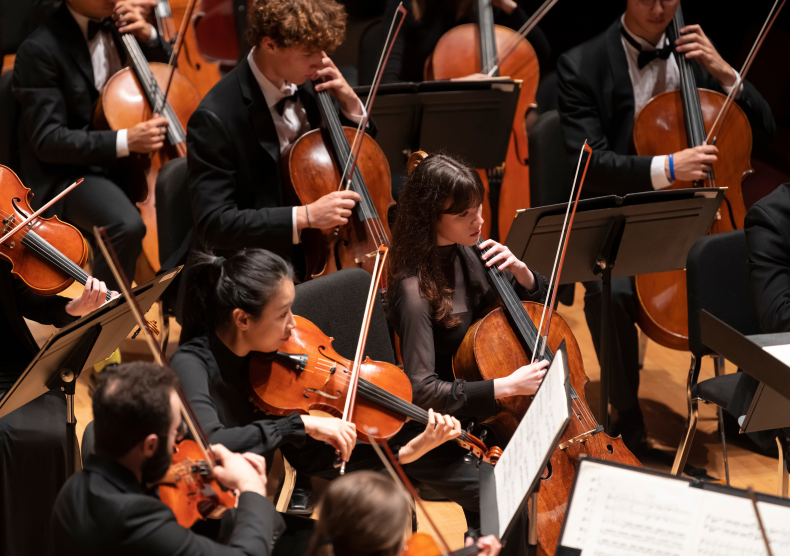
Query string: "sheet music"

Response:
xmin=763 ymin=343 xmax=790 ymax=367
xmin=493 ymin=348 xmax=570 ymax=538
xmin=561 ymin=461 xmax=790 ymax=555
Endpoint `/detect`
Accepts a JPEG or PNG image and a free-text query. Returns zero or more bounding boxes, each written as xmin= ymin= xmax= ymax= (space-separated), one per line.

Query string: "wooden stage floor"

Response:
xmin=30 ymin=282 xmax=779 ymax=550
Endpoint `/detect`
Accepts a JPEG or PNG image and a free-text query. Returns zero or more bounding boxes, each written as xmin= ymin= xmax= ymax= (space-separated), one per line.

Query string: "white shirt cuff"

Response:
xmin=340 ymin=98 xmax=367 ymax=127
xmin=722 ymin=68 xmax=743 ymax=99
xmin=116 ymin=129 xmax=129 ymax=158
xmin=147 ymin=24 xmax=158 ymax=44
xmin=292 ymin=206 xmax=300 ymax=244
xmin=651 ymin=155 xmax=672 ymax=190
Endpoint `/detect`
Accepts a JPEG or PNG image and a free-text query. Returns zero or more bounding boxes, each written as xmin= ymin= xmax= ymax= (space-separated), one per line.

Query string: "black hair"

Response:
xmin=180 ymin=249 xmax=294 ymax=342
xmin=92 ymin=362 xmax=178 ymax=459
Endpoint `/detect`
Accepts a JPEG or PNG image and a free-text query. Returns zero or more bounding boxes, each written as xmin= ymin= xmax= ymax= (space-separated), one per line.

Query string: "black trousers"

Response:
xmin=60 ymin=174 xmax=146 ymax=291
xmin=582 ymin=278 xmax=641 ymax=413
xmin=0 ymin=391 xmax=68 ymax=556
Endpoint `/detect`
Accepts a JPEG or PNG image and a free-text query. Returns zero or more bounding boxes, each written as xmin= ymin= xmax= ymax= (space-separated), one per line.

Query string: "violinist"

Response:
xmin=12 ymin=0 xmax=170 ymax=290
xmin=306 ymin=470 xmax=502 ymax=556
xmin=381 ymin=0 xmax=551 ymax=84
xmin=51 ymin=361 xmax=283 ymax=555
xmin=0 ymin=265 xmax=111 ymax=556
xmin=184 ymin=0 xmax=371 ymax=278
xmin=387 ymin=153 xmax=549 ymax=429
xmin=556 ymin=0 xmax=775 ymax=450
xmin=171 ymin=248 xmax=472 ymax=518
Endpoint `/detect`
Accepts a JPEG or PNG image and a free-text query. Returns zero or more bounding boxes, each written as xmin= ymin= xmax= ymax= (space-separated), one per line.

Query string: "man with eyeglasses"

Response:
xmin=556 ymin=0 xmax=775 ymax=452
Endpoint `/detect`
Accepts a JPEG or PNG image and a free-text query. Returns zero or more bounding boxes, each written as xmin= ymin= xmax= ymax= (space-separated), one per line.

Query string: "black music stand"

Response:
xmin=0 ymin=268 xmax=181 ymax=476
xmin=505 ymin=189 xmax=725 ymax=431
xmin=479 ymin=341 xmax=572 ymax=555
xmin=700 ymin=310 xmax=790 ymax=433
xmin=354 ymin=79 xmax=520 ymax=175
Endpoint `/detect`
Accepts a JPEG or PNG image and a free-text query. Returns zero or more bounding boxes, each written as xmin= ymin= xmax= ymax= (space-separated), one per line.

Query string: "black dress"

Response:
xmin=389 ymin=243 xmax=547 ymax=423
xmin=0 ymin=261 xmax=77 ymax=556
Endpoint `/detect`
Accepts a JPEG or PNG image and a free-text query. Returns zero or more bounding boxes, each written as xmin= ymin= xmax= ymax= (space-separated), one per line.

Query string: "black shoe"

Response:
xmin=286 ymin=486 xmax=316 ymax=515
xmin=610 ymin=406 xmax=648 ymax=454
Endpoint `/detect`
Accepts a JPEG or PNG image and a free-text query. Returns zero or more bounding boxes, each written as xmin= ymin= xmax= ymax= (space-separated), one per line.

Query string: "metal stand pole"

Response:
xmin=599 ymin=262 xmax=612 ymax=433
xmin=527 ymin=490 xmax=539 ymax=556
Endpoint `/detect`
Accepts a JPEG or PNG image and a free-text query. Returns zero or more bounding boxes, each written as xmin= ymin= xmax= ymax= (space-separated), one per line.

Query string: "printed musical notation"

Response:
xmin=560 ymin=461 xmax=790 ymax=556
xmin=493 ymin=348 xmax=570 ymax=538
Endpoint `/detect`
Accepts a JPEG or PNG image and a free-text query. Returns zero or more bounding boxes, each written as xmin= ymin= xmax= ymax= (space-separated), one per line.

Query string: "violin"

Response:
xmin=632 ymin=2 xmax=780 ymax=352
xmin=248 ymin=315 xmax=501 ymax=464
xmin=94 ymin=21 xmax=200 ymax=276
xmin=93 ymin=226 xmax=236 ymax=528
xmin=0 ymin=166 xmax=112 ymax=300
xmin=427 ymin=0 xmax=555 ymax=240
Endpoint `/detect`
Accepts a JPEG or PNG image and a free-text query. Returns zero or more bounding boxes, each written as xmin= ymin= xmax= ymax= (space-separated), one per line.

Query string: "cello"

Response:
xmin=94 ymin=8 xmax=200 ymax=277
xmin=427 ymin=0 xmax=555 ymax=240
xmin=633 ymin=2 xmax=782 ymax=351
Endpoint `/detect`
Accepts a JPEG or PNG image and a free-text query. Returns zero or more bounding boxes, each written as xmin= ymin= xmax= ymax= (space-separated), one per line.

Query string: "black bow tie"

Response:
xmin=87 ymin=18 xmax=113 ymax=41
xmin=620 ymin=25 xmax=673 ymax=69
xmin=273 ymin=87 xmax=304 ymax=116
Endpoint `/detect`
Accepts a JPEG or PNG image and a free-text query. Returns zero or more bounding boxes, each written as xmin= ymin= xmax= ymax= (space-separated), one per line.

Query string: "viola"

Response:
xmin=94 ymin=26 xmax=200 ymax=276
xmin=426 ymin=0 xmax=548 ymax=240
xmin=0 ymin=165 xmax=112 ymax=300
xmin=93 ymin=227 xmax=237 ymax=528
xmin=632 ymin=3 xmax=768 ymax=352
xmin=247 ymin=315 xmax=501 ymax=465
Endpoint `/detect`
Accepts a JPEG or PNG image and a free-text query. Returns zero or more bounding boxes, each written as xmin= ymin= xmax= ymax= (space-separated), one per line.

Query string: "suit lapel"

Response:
xmin=606 ymin=20 xmax=635 ymax=123
xmin=52 ymin=4 xmax=96 ymax=94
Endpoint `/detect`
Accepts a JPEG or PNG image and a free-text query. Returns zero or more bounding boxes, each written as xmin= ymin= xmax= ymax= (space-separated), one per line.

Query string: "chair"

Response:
xmin=0 ymin=70 xmax=20 ymax=172
xmin=671 ymin=230 xmax=764 ymax=487
xmin=275 ymin=267 xmax=396 ymax=511
xmin=154 ymin=157 xmax=190 ymax=349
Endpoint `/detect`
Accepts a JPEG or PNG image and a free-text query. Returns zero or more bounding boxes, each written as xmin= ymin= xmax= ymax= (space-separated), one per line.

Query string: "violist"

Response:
xmin=556 ymin=0 xmax=775 ymax=451
xmin=12 ymin=0 xmax=170 ymax=290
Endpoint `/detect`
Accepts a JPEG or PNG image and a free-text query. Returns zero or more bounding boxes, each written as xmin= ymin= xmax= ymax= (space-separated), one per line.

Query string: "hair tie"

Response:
xmin=212 ymin=256 xmax=226 ymax=270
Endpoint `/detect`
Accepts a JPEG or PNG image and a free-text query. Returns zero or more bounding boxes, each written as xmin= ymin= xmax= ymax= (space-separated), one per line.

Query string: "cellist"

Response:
xmin=556 ymin=0 xmax=775 ymax=451
xmin=12 ymin=0 xmax=170 ymax=290
xmin=182 ymin=0 xmax=370 ymax=281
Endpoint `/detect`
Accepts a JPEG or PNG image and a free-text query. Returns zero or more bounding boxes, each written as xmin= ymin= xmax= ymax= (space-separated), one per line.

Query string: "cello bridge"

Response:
xmin=558 ymin=425 xmax=604 ymax=451
xmin=355 ymin=251 xmax=378 ymax=264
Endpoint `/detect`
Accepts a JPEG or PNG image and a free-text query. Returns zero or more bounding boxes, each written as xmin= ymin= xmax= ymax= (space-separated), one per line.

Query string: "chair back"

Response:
xmin=292 ymin=268 xmax=395 ymax=365
xmin=687 ymin=230 xmax=761 ymax=358
xmin=155 ymin=158 xmax=191 ymax=269
xmin=528 ymin=110 xmax=573 ymax=208
xmin=0 ymin=70 xmax=20 ymax=172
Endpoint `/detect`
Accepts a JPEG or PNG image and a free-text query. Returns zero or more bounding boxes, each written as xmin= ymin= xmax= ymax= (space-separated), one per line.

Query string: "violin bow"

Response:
xmin=336 ymin=245 xmax=389 ymax=473
xmin=337 ymin=3 xmax=407 ymax=192
xmin=705 ymin=0 xmax=785 ymax=145
xmin=0 ymin=178 xmax=84 ymax=245
xmin=486 ymin=0 xmax=559 ymax=77
xmin=154 ymin=0 xmax=199 ymax=116
xmin=364 ymin=426 xmax=456 ymax=556
xmin=92 ymin=226 xmax=218 ymax=472
xmin=531 ymin=141 xmax=592 ymax=363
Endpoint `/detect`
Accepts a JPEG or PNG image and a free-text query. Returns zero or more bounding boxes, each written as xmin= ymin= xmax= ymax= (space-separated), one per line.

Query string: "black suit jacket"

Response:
xmin=745 ymin=183 xmax=790 ymax=334
xmin=557 ymin=20 xmax=776 ymax=197
xmin=51 ymin=454 xmax=285 ymax=556
xmin=183 ymin=57 xmax=375 ymax=267
xmin=12 ymin=3 xmax=167 ymax=208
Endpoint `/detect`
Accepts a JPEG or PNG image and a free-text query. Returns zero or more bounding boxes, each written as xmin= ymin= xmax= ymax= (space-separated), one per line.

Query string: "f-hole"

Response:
xmin=541 ymin=461 xmax=553 ymax=480
xmin=11 ymin=198 xmax=30 ymax=220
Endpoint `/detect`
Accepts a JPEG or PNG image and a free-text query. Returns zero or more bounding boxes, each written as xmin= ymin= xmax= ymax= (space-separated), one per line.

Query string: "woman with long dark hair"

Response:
xmin=387 ymin=153 xmax=549 ymax=431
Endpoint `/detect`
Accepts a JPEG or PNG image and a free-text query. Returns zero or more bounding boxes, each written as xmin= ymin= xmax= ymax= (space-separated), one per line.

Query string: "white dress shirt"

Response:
xmin=620 ymin=14 xmax=741 ymax=190
xmin=247 ymin=48 xmax=367 ymax=243
xmin=68 ymin=5 xmax=158 ymax=159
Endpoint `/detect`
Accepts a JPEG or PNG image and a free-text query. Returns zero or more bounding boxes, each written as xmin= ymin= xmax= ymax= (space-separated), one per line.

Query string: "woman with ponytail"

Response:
xmin=171 ymin=248 xmax=467 ymax=515
xmin=307 ymin=471 xmax=502 ymax=556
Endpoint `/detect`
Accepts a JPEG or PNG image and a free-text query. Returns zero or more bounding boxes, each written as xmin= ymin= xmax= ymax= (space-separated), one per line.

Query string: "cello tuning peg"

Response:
xmin=479 ymin=429 xmax=488 ymax=443
xmin=463 ymin=449 xmax=475 ymax=465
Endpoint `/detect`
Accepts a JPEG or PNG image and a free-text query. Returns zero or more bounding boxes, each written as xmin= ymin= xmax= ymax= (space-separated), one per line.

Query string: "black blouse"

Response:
xmin=170 ymin=334 xmax=306 ymax=457
xmin=389 ymin=244 xmax=547 ymax=422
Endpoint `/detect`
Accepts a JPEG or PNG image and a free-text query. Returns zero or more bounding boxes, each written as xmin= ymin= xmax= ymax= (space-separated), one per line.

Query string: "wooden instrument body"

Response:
xmin=428 ymin=22 xmax=539 ymax=240
xmin=248 ymin=316 xmax=409 ymax=444
xmin=0 ymin=166 xmax=87 ymax=295
xmin=157 ymin=439 xmax=236 ymax=528
xmin=282 ymin=127 xmax=395 ymax=279
xmin=193 ymin=0 xmax=245 ymax=65
xmin=164 ymin=0 xmax=223 ymax=97
xmin=95 ymin=63 xmax=199 ymax=273
xmin=454 ymin=300 xmax=640 ymax=554
xmin=633 ymin=89 xmax=753 ymax=351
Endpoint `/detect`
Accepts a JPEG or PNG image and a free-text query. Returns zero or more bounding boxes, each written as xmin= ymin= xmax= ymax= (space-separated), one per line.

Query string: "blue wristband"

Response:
xmin=668 ymin=153 xmax=675 ymax=182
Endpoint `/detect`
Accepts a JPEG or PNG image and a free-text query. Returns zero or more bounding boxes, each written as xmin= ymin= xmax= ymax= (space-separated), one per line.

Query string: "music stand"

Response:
xmin=505 ymin=189 xmax=725 ymax=431
xmin=0 ymin=268 xmax=181 ymax=476
xmin=700 ymin=310 xmax=790 ymax=433
xmin=479 ymin=340 xmax=572 ymax=554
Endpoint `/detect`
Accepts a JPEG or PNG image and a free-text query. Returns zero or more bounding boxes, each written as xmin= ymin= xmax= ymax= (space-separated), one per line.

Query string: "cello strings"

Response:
xmin=487 ymin=0 xmax=558 ymax=77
